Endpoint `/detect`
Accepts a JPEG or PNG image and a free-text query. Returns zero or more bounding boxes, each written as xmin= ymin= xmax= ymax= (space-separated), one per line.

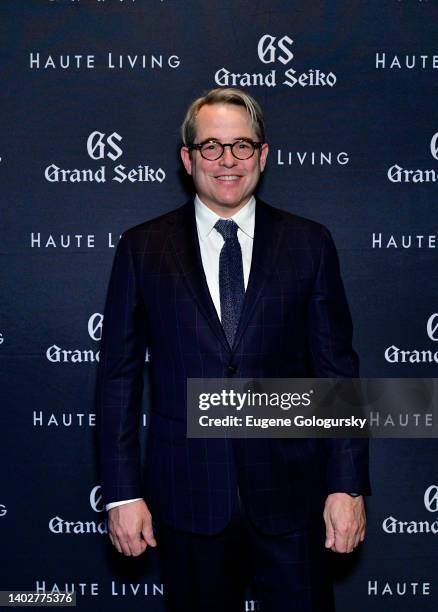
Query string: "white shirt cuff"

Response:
xmin=105 ymin=498 xmax=143 ymax=511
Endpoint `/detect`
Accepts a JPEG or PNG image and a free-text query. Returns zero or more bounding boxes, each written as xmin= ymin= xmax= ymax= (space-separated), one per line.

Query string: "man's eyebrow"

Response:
xmin=200 ymin=136 xmax=253 ymax=142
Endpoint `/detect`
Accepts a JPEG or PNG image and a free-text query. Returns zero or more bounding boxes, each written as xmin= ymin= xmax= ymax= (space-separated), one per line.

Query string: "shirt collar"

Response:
xmin=194 ymin=194 xmax=256 ymax=240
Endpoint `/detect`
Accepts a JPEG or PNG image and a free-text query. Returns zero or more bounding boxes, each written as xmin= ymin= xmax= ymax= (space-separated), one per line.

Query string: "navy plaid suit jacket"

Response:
xmin=96 ymin=198 xmax=370 ymax=535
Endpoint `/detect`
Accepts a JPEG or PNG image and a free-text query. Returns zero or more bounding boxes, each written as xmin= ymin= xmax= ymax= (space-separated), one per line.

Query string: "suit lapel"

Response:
xmin=168 ymin=201 xmax=230 ymax=353
xmin=232 ymin=199 xmax=284 ymax=351
xmin=168 ymin=198 xmax=284 ymax=355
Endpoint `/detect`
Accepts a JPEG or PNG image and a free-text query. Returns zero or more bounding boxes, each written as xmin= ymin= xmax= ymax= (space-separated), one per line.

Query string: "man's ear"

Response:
xmin=180 ymin=146 xmax=193 ymax=175
xmin=259 ymin=143 xmax=269 ymax=173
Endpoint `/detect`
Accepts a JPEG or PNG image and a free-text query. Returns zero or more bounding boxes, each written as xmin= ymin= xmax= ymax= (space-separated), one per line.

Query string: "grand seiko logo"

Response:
xmin=45 ymin=131 xmax=166 ymax=184
xmin=387 ymin=132 xmax=438 ymax=183
xmin=215 ymin=35 xmax=336 ymax=88
xmin=46 ymin=313 xmax=102 ymax=364
xmin=382 ymin=485 xmax=438 ymax=535
xmin=49 ymin=485 xmax=107 ymax=535
xmin=385 ymin=313 xmax=438 ymax=364
xmin=44 ymin=312 xmax=150 ymax=365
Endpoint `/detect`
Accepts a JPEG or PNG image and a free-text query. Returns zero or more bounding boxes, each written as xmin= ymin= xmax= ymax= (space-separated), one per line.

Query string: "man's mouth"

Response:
xmin=214 ymin=175 xmax=241 ymax=181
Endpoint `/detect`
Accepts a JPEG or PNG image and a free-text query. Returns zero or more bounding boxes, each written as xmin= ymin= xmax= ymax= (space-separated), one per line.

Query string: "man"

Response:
xmin=96 ymin=88 xmax=370 ymax=612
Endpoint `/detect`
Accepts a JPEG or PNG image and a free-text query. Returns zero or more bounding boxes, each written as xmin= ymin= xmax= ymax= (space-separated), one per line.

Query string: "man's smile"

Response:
xmin=212 ymin=174 xmax=243 ymax=181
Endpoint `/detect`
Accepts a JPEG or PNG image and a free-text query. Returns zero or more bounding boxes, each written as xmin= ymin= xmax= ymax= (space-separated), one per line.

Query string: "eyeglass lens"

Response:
xmin=200 ymin=141 xmax=255 ymax=160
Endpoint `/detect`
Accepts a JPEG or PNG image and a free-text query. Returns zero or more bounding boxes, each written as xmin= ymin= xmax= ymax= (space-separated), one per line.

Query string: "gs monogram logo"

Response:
xmin=257 ymin=35 xmax=294 ymax=65
xmin=87 ymin=131 xmax=123 ymax=161
xmin=424 ymin=485 xmax=438 ymax=513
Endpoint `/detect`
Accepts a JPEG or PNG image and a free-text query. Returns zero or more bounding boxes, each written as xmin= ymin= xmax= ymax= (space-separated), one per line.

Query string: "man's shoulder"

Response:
xmin=120 ymin=201 xmax=190 ymax=242
xmin=258 ymin=199 xmax=331 ymax=242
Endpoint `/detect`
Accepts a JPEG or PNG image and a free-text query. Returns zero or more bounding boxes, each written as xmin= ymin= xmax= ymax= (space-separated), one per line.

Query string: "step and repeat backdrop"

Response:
xmin=1 ymin=1 xmax=438 ymax=610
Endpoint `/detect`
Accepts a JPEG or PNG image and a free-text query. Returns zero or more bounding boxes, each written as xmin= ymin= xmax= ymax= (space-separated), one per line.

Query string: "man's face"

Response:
xmin=181 ymin=103 xmax=269 ymax=217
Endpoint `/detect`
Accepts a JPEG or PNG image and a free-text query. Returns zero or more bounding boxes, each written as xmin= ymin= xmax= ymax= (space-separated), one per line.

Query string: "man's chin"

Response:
xmin=207 ymin=198 xmax=251 ymax=216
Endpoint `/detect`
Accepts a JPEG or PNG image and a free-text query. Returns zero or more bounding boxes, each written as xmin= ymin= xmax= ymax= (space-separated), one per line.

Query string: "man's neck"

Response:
xmin=195 ymin=195 xmax=255 ymax=219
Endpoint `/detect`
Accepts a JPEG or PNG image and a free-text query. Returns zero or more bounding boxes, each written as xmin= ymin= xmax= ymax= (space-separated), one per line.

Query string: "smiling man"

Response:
xmin=97 ymin=88 xmax=370 ymax=612
xmin=180 ymin=101 xmax=268 ymax=217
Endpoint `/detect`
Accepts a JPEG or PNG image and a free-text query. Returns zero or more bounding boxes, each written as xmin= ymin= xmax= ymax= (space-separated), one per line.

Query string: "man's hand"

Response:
xmin=323 ymin=492 xmax=366 ymax=553
xmin=108 ymin=499 xmax=157 ymax=557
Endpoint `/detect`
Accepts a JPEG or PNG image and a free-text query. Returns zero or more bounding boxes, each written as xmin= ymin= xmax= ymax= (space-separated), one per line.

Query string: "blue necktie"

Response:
xmin=214 ymin=219 xmax=245 ymax=347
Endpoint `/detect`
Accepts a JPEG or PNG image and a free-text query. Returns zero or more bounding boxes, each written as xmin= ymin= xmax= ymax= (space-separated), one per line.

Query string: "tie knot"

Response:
xmin=214 ymin=219 xmax=239 ymax=241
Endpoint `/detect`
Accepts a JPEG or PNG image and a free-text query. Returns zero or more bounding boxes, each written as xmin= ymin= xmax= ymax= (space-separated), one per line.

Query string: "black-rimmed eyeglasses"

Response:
xmin=188 ymin=138 xmax=263 ymax=161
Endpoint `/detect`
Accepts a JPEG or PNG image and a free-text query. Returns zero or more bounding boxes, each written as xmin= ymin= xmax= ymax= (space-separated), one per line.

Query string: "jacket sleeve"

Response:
xmin=95 ymin=232 xmax=148 ymax=506
xmin=308 ymin=227 xmax=371 ymax=496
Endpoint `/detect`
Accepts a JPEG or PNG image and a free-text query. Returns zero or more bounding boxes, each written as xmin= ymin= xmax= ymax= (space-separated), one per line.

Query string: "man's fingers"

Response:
xmin=110 ymin=528 xmax=151 ymax=556
xmin=111 ymin=535 xmax=123 ymax=554
xmin=344 ymin=523 xmax=356 ymax=553
xmin=352 ymin=525 xmax=366 ymax=549
xmin=330 ymin=522 xmax=354 ymax=553
xmin=116 ymin=528 xmax=149 ymax=556
xmin=116 ymin=531 xmax=133 ymax=556
xmin=339 ymin=522 xmax=364 ymax=552
xmin=323 ymin=511 xmax=335 ymax=549
xmin=351 ymin=529 xmax=362 ymax=549
xmin=111 ymin=532 xmax=146 ymax=556
xmin=125 ymin=533 xmax=147 ymax=557
xmin=329 ymin=525 xmax=365 ymax=552
xmin=133 ymin=538 xmax=148 ymax=556
xmin=348 ymin=519 xmax=366 ymax=550
xmin=344 ymin=535 xmax=353 ymax=554
xmin=107 ymin=500 xmax=155 ymax=556
xmin=333 ymin=531 xmax=348 ymax=553
xmin=142 ymin=522 xmax=157 ymax=547
xmin=324 ymin=493 xmax=367 ymax=553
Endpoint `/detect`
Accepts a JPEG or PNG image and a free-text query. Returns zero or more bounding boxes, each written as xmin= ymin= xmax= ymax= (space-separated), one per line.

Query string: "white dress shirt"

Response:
xmin=106 ymin=194 xmax=256 ymax=511
xmin=194 ymin=194 xmax=255 ymax=318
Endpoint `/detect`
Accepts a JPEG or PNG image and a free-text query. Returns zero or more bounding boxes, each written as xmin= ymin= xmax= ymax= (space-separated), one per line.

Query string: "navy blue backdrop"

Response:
xmin=1 ymin=1 xmax=438 ymax=610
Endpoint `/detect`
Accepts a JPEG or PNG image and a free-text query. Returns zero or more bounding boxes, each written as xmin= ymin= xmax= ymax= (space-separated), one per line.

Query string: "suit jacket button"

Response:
xmin=227 ymin=365 xmax=237 ymax=376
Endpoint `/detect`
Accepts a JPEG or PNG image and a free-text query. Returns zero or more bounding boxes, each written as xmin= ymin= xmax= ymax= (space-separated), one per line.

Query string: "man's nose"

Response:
xmin=220 ymin=146 xmax=237 ymax=167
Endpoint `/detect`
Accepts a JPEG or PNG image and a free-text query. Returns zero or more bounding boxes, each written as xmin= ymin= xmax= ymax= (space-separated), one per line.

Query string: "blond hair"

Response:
xmin=181 ymin=87 xmax=266 ymax=146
